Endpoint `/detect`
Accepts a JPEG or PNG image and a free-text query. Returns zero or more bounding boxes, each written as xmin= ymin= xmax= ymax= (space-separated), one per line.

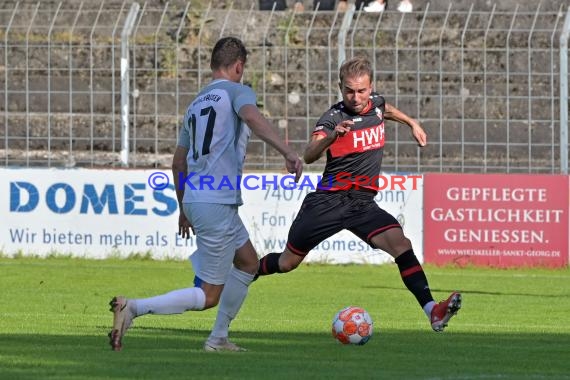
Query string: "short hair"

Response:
xmin=339 ymin=56 xmax=373 ymax=85
xmin=210 ymin=37 xmax=248 ymax=70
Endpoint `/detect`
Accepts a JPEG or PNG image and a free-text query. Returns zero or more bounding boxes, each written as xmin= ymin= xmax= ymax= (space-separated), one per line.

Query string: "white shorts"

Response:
xmin=183 ymin=202 xmax=249 ymax=286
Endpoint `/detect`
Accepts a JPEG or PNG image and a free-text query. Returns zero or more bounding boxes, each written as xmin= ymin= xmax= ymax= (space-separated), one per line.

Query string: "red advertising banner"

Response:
xmin=423 ymin=174 xmax=569 ymax=268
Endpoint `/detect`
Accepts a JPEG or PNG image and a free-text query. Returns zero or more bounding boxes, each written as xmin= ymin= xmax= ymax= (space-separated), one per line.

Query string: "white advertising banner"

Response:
xmin=1 ymin=169 xmax=423 ymax=263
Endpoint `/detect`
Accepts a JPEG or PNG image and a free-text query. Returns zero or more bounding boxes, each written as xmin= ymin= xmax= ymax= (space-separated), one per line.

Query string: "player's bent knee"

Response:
xmin=203 ymin=296 xmax=220 ymax=309
xmin=200 ymin=282 xmax=224 ymax=309
xmin=234 ymin=261 xmax=259 ymax=275
xmin=394 ymin=237 xmax=413 ymax=253
xmin=371 ymin=230 xmax=413 ymax=256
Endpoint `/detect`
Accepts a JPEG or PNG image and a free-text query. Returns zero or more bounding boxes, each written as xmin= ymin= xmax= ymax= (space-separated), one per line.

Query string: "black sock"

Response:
xmin=395 ymin=249 xmax=434 ymax=307
xmin=257 ymin=252 xmax=282 ymax=276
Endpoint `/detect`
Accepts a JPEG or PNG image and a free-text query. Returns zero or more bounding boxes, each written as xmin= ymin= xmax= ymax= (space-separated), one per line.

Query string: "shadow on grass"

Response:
xmin=0 ymin=329 xmax=569 ymax=380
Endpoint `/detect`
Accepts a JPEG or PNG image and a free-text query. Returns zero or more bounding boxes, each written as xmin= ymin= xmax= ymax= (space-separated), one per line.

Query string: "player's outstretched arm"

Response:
xmin=171 ymin=146 xmax=194 ymax=237
xmin=239 ymin=104 xmax=303 ymax=181
xmin=172 ymin=146 xmax=188 ymax=210
xmin=384 ymin=103 xmax=427 ymax=147
xmin=303 ymin=120 xmax=353 ymax=164
xmin=303 ymin=135 xmax=331 ymax=164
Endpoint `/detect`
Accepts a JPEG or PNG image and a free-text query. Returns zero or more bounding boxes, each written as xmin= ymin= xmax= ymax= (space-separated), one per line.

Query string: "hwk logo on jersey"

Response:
xmin=329 ymin=124 xmax=385 ymax=157
xmin=352 ymin=124 xmax=385 ymax=151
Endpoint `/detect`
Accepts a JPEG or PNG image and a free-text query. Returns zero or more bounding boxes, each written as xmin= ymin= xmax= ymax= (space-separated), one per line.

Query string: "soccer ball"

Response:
xmin=331 ymin=306 xmax=373 ymax=345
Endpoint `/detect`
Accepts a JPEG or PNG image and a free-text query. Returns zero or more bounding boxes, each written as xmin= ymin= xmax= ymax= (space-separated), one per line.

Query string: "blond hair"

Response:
xmin=339 ymin=56 xmax=373 ymax=85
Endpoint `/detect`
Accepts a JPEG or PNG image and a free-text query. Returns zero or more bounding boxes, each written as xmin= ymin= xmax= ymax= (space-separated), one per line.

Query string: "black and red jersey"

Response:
xmin=313 ymin=93 xmax=386 ymax=192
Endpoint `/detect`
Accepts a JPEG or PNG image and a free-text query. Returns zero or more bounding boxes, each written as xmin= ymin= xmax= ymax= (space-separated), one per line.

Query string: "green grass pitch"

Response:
xmin=1 ymin=257 xmax=569 ymax=379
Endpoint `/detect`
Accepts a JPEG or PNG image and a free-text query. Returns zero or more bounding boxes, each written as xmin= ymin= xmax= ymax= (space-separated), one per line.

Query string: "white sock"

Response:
xmin=423 ymin=301 xmax=436 ymax=318
xmin=135 ymin=287 xmax=206 ymax=315
xmin=209 ymin=267 xmax=255 ymax=339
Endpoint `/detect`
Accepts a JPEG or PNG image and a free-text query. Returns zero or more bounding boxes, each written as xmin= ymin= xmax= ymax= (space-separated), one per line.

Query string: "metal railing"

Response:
xmin=1 ymin=1 xmax=569 ymax=173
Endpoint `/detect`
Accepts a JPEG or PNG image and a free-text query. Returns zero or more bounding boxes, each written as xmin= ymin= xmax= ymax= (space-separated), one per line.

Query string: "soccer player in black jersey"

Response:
xmin=257 ymin=56 xmax=461 ymax=332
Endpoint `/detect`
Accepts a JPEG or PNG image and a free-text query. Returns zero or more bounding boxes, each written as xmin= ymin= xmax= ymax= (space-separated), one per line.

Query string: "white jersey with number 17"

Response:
xmin=177 ymin=79 xmax=256 ymax=205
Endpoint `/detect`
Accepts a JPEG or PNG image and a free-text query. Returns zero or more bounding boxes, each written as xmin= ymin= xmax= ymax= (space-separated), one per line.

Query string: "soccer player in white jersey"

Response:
xmin=108 ymin=36 xmax=303 ymax=352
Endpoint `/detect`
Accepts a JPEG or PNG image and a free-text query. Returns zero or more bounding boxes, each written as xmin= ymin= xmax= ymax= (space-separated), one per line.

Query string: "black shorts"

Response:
xmin=286 ymin=190 xmax=401 ymax=255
